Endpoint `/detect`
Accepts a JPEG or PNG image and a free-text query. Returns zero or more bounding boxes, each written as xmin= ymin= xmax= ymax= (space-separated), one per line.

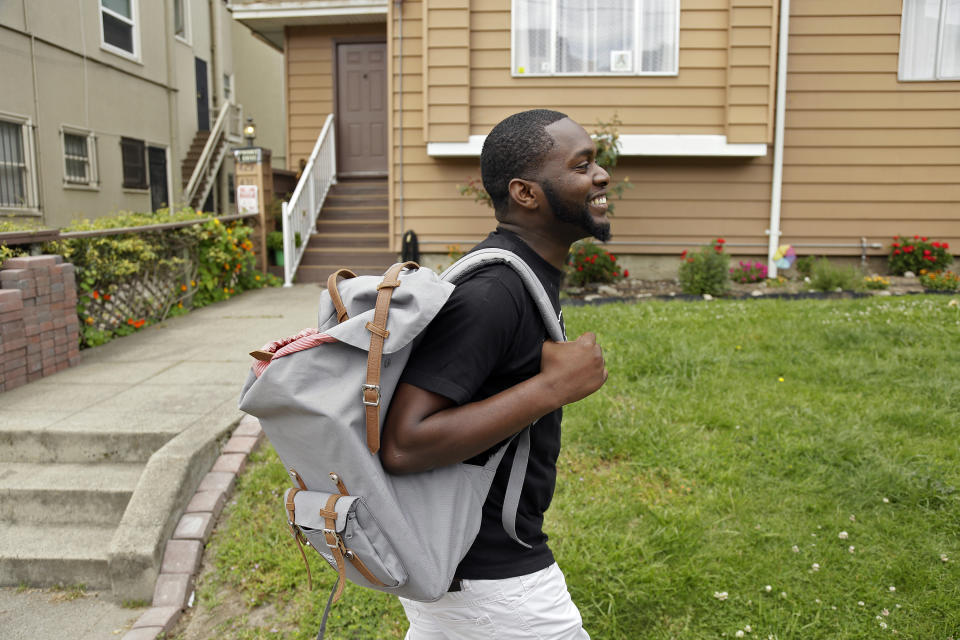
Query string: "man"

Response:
xmin=380 ymin=109 xmax=610 ymax=639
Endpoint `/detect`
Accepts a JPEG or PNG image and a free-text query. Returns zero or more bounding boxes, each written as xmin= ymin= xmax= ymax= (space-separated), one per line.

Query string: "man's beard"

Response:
xmin=541 ymin=181 xmax=612 ymax=243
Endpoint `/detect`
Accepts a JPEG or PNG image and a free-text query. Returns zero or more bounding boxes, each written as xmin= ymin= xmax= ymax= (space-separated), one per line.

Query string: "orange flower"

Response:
xmin=85 ymin=316 xmax=94 ymax=325
xmin=92 ymin=290 xmax=99 ymax=299
xmin=104 ymin=294 xmax=111 ymax=301
xmin=180 ymin=284 xmax=188 ymax=292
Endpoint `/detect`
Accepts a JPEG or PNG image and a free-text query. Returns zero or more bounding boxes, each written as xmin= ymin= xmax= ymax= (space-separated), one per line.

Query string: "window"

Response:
xmin=513 ymin=0 xmax=679 ymax=76
xmin=100 ymin=0 xmax=138 ymax=58
xmin=0 ymin=115 xmax=38 ymax=210
xmin=174 ymin=0 xmax=189 ymax=41
xmin=900 ymin=0 xmax=960 ymax=80
xmin=62 ymin=129 xmax=98 ymax=187
xmin=120 ymin=137 xmax=147 ymax=189
xmin=223 ymin=73 xmax=233 ymax=103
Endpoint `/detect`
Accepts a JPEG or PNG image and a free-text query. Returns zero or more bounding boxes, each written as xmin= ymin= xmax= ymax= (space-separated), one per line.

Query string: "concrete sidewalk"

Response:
xmin=0 ymin=284 xmax=323 ymax=639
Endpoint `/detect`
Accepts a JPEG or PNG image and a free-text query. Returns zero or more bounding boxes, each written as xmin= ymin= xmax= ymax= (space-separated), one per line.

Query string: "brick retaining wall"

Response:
xmin=0 ymin=255 xmax=80 ymax=392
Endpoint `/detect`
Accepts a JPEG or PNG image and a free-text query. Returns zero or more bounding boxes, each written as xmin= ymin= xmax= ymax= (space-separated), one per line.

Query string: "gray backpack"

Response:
xmin=237 ymin=249 xmax=565 ymax=636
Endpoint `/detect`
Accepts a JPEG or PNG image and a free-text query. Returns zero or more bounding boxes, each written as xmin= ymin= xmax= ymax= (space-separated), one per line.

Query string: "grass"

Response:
xmin=185 ymin=294 xmax=960 ymax=639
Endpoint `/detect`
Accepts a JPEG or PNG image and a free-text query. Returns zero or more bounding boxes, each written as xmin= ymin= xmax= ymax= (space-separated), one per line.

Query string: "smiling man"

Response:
xmin=380 ymin=109 xmax=611 ymax=639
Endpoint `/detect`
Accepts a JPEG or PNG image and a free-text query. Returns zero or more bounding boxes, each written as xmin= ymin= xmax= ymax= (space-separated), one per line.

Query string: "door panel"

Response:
xmin=147 ymin=146 xmax=168 ymax=212
xmin=336 ymin=43 xmax=387 ymax=175
xmin=195 ymin=57 xmax=210 ymax=132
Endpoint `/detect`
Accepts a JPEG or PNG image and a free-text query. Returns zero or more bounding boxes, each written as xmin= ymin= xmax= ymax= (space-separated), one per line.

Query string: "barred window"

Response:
xmin=513 ymin=0 xmax=679 ymax=76
xmin=63 ymin=130 xmax=98 ymax=186
xmin=0 ymin=117 xmax=38 ymax=210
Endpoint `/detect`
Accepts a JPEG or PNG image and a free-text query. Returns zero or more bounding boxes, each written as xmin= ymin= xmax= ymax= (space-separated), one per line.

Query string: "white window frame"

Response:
xmin=511 ymin=0 xmax=680 ymax=77
xmin=0 ymin=112 xmax=40 ymax=214
xmin=223 ymin=72 xmax=234 ymax=104
xmin=99 ymin=0 xmax=141 ymax=62
xmin=60 ymin=126 xmax=99 ymax=190
xmin=174 ymin=0 xmax=191 ymax=44
xmin=899 ymin=0 xmax=960 ymax=81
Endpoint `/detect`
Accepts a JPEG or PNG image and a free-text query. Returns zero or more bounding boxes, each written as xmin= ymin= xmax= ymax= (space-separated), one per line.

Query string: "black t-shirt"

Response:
xmin=399 ymin=228 xmax=565 ymax=579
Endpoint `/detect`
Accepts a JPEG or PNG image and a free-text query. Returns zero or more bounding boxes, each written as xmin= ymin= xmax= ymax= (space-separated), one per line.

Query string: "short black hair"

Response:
xmin=481 ymin=109 xmax=568 ymax=217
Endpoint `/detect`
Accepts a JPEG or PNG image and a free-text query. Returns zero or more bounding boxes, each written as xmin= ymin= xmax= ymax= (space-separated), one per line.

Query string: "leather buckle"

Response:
xmin=362 ymin=384 xmax=381 ymax=407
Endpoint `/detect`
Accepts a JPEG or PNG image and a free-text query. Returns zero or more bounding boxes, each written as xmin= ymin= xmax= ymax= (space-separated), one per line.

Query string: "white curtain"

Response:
xmin=900 ymin=0 xmax=960 ymax=79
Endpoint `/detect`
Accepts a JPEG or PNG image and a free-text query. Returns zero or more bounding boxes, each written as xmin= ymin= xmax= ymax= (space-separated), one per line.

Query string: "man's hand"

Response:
xmin=540 ymin=332 xmax=608 ymax=406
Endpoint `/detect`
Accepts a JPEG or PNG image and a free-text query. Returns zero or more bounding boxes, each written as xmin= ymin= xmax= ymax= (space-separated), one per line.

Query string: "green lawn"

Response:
xmin=186 ymin=294 xmax=960 ymax=639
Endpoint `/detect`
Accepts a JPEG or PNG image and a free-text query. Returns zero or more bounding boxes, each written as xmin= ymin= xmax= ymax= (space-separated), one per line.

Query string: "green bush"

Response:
xmin=889 ymin=234 xmax=952 ymax=275
xmin=919 ymin=270 xmax=959 ymax=291
xmin=794 ymin=255 xmax=816 ymax=278
xmin=566 ymin=240 xmax=627 ymax=286
xmin=806 ymin=258 xmax=863 ymax=292
xmin=46 ymin=207 xmax=279 ymax=348
xmin=678 ymin=238 xmax=729 ymax=295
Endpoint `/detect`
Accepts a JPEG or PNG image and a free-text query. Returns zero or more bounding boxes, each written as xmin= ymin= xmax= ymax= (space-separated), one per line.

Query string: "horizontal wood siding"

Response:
xmin=286 ymin=23 xmax=385 ymax=171
xmin=781 ymin=0 xmax=960 ymax=252
xmin=390 ymin=0 xmax=775 ymax=254
xmin=726 ymin=0 xmax=778 ymax=143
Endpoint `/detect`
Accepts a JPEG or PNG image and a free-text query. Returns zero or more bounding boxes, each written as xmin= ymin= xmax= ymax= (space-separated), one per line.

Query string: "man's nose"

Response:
xmin=593 ymin=164 xmax=610 ymax=186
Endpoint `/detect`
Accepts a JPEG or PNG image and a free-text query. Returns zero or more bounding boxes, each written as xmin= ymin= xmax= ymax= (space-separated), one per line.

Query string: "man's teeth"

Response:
xmin=590 ymin=195 xmax=607 ymax=205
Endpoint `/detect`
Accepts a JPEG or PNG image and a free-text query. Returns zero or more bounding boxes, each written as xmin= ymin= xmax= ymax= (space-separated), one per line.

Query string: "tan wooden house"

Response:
xmin=230 ymin=0 xmax=959 ymax=278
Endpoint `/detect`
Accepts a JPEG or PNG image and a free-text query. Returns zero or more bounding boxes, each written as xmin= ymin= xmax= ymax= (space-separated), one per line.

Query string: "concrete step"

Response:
xmin=0 ymin=428 xmax=174 ymax=463
xmin=0 ymin=462 xmax=143 ymax=525
xmin=316 ymin=219 xmax=388 ymax=234
xmin=320 ymin=207 xmax=389 ymax=221
xmin=0 ymin=523 xmax=114 ymax=589
xmin=308 ymin=233 xmax=390 ymax=249
xmin=298 ymin=247 xmax=398 ymax=268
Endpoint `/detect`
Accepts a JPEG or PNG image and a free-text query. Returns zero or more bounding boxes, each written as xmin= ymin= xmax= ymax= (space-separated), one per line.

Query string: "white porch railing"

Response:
xmin=184 ymin=102 xmax=243 ymax=209
xmin=281 ymin=114 xmax=337 ymax=286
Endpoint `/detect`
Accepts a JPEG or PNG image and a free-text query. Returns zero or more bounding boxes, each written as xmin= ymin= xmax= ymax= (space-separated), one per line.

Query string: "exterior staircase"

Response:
xmin=0 ymin=423 xmax=169 ymax=590
xmin=293 ymin=177 xmax=397 ymax=282
xmin=180 ymin=130 xmax=210 ymax=193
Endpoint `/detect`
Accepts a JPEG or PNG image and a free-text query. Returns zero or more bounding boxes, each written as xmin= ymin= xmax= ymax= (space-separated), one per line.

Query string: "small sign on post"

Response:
xmin=237 ymin=185 xmax=259 ymax=215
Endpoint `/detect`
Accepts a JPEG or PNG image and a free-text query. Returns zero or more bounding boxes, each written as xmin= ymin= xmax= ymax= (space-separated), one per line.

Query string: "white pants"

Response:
xmin=399 ymin=563 xmax=590 ymax=640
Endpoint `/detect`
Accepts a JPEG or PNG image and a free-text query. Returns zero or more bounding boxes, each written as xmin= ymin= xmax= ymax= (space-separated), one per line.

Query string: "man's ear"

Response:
xmin=507 ymin=178 xmax=540 ymax=211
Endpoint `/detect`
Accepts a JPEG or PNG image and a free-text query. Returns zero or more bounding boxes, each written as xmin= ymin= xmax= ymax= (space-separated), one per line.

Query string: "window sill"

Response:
xmin=427 ymin=134 xmax=767 ymax=158
xmin=0 ymin=207 xmax=42 ymax=216
xmin=63 ymin=182 xmax=101 ymax=192
xmin=175 ymin=35 xmax=191 ymax=46
xmin=100 ymin=43 xmax=142 ymax=65
xmin=122 ymin=187 xmax=150 ymax=194
xmin=511 ymin=71 xmax=678 ymax=78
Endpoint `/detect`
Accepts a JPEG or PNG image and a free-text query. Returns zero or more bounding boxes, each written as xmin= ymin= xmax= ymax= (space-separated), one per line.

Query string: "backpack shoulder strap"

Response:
xmin=441 ymin=248 xmax=565 ymax=342
xmin=441 ymin=247 xmax=565 ymax=548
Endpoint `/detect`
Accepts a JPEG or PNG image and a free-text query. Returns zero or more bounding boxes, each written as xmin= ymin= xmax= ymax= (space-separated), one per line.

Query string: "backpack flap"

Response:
xmin=319 ymin=266 xmax=455 ymax=354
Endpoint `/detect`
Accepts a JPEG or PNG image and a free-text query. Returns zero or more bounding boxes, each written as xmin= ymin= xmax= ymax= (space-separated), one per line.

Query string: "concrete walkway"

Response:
xmin=0 ymin=284 xmax=323 ymax=639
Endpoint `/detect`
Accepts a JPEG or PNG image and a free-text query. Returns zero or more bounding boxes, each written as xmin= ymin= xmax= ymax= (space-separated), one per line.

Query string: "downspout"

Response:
xmin=25 ymin=2 xmax=44 ymax=218
xmin=766 ymin=0 xmax=790 ymax=278
xmin=165 ymin=0 xmax=180 ymax=204
xmin=394 ymin=0 xmax=404 ymax=249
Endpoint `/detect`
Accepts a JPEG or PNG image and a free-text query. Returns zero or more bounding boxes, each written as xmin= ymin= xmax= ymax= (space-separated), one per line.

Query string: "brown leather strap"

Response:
xmin=284 ymin=487 xmax=313 ymax=590
xmin=329 ymin=472 xmax=349 ymax=496
xmin=362 ymin=261 xmax=419 ymax=453
xmin=289 ymin=468 xmax=307 ymax=490
xmin=344 ymin=549 xmax=387 ymax=587
xmin=323 ymin=494 xmax=346 ymax=603
xmin=326 ymin=269 xmax=358 ymax=324
xmin=249 ymin=350 xmax=274 ymax=362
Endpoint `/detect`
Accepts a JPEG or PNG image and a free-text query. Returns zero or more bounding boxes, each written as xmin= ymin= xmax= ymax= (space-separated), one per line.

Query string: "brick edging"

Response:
xmin=121 ymin=414 xmax=263 ymax=640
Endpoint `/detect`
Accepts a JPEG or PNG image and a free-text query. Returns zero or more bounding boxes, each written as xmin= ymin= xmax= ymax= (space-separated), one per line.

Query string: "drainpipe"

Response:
xmin=394 ymin=0 xmax=404 ymax=251
xmin=766 ymin=0 xmax=790 ymax=278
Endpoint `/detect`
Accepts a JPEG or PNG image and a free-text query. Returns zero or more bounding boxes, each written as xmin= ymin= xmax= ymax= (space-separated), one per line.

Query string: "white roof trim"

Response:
xmin=427 ymin=134 xmax=767 ymax=158
xmin=229 ymin=1 xmax=387 ymax=20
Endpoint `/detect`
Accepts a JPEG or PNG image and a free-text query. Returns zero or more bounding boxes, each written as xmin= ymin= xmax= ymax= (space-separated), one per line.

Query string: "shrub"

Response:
xmin=729 ymin=260 xmax=767 ymax=284
xmin=47 ymin=207 xmax=278 ymax=348
xmin=795 ymin=255 xmax=816 ymax=278
xmin=889 ymin=234 xmax=952 ymax=275
xmin=678 ymin=238 xmax=729 ymax=295
xmin=566 ymin=240 xmax=627 ymax=287
xmin=807 ymin=258 xmax=863 ymax=292
xmin=919 ymin=270 xmax=959 ymax=291
xmin=863 ymin=275 xmax=891 ymax=290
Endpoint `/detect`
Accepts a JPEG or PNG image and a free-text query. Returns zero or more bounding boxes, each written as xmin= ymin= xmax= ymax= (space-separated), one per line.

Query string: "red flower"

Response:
xmin=680 ymin=250 xmax=688 ymax=258
xmin=922 ymin=237 xmax=928 ymax=242
xmin=104 ymin=294 xmax=111 ymax=301
xmin=717 ymin=238 xmax=726 ymax=244
xmin=894 ymin=249 xmax=901 ymax=255
xmin=925 ymin=255 xmax=935 ymax=262
xmin=623 ymin=269 xmax=629 ymax=277
xmin=944 ymin=242 xmax=950 ymax=249
xmin=127 ymin=318 xmax=134 ymax=325
xmin=932 ymin=242 xmax=940 ymax=248
xmin=714 ymin=245 xmax=723 ymax=252
xmin=914 ymin=235 xmax=920 ymax=239
xmin=924 ymin=249 xmax=932 ymax=256
xmin=904 ymin=246 xmax=914 ymax=253
xmin=892 ymin=243 xmax=900 ymax=248
xmin=92 ymin=290 xmax=99 ymax=299
xmin=577 ymin=265 xmax=583 ymax=271
xmin=610 ymin=255 xmax=617 ymax=262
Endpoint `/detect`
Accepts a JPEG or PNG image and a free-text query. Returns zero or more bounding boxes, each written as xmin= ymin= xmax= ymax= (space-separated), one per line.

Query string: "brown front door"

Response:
xmin=336 ymin=42 xmax=387 ymax=176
